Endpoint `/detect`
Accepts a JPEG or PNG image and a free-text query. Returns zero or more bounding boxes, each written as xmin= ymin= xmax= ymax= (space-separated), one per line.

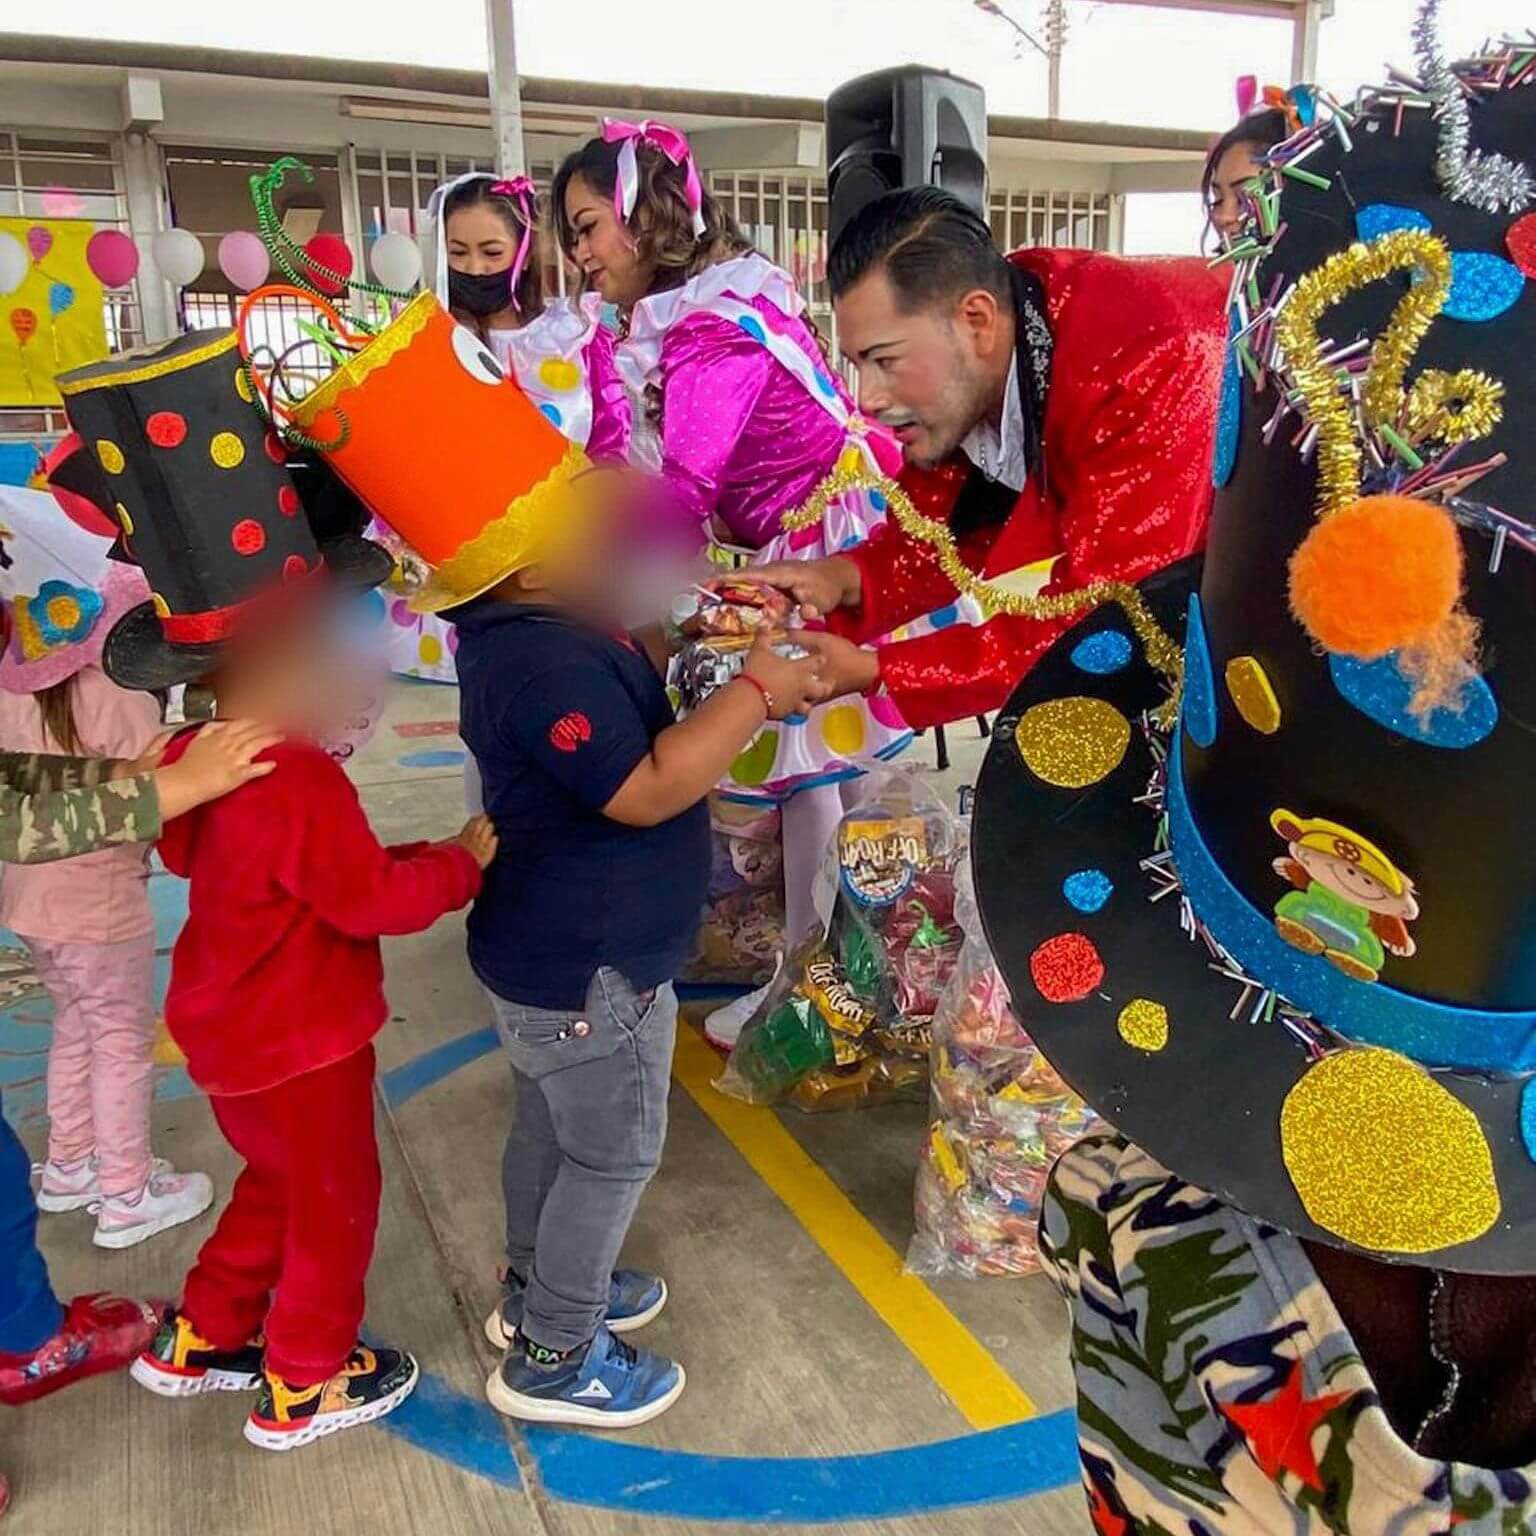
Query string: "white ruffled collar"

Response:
xmin=619 ymin=253 xmax=803 ymax=379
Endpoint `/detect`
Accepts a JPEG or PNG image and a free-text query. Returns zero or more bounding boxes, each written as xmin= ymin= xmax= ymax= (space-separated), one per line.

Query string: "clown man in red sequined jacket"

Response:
xmin=761 ymin=188 xmax=1227 ymax=730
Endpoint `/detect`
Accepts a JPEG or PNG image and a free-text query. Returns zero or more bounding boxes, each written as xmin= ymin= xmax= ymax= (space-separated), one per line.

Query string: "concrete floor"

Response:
xmin=1 ymin=680 xmax=1089 ymax=1536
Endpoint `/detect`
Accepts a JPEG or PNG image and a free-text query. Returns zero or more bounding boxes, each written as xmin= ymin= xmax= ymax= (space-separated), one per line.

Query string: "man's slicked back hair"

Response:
xmin=827 ymin=187 xmax=1012 ymax=312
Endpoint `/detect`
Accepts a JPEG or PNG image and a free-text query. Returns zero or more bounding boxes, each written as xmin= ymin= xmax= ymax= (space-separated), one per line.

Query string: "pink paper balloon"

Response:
xmin=26 ymin=226 xmax=52 ymax=261
xmin=86 ymin=229 xmax=140 ymax=289
xmin=218 ymin=229 xmax=271 ymax=293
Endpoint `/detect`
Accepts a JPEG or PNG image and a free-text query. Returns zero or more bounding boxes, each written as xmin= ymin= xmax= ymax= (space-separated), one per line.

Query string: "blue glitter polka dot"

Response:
xmin=869 ymin=489 xmax=887 ymax=512
xmin=538 ymin=402 xmax=563 ymax=427
xmin=737 ymin=313 xmax=767 ymax=343
xmin=1063 ymin=868 xmax=1114 ymax=914
xmin=1522 ymin=1081 xmax=1536 ymax=1164
xmin=1443 ymin=250 xmax=1525 ymax=322
xmin=1329 ymin=652 xmax=1498 ymax=748
xmin=1181 ymin=593 xmax=1218 ymax=749
xmin=928 ymin=603 xmax=960 ymax=630
xmin=1070 ymin=629 xmax=1133 ymax=676
xmin=837 ymin=534 xmax=862 ymax=551
xmin=1355 ymin=203 xmax=1432 ymax=243
xmin=781 ymin=712 xmax=808 ymax=726
xmin=1212 ymin=346 xmax=1241 ymax=488
xmin=813 ymin=369 xmax=837 ymax=396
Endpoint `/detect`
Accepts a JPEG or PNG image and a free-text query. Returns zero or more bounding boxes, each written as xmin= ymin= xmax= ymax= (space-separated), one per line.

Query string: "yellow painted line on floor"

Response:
xmin=671 ymin=1023 xmax=1036 ymax=1432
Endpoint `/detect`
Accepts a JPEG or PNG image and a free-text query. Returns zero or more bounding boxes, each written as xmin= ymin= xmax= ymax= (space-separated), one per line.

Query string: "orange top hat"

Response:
xmin=278 ymin=291 xmax=587 ymax=612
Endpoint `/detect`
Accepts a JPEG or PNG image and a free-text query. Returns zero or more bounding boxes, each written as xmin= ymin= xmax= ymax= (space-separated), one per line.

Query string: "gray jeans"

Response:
xmin=487 ymin=968 xmax=677 ymax=1353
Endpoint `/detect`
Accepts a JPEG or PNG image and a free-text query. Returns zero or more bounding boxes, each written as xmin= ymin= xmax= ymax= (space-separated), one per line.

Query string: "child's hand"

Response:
xmin=153 ymin=720 xmax=283 ymax=820
xmin=456 ymin=814 xmax=499 ymax=869
xmin=741 ymin=630 xmax=833 ymax=721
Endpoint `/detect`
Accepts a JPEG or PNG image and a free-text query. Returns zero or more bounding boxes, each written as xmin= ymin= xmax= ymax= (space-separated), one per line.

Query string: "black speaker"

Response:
xmin=825 ymin=67 xmax=988 ymax=244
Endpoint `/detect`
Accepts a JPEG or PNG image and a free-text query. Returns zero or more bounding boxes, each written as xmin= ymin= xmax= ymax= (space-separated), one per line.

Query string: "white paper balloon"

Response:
xmin=369 ymin=231 xmax=423 ymax=291
xmin=150 ymin=227 xmax=206 ymax=288
xmin=0 ymin=233 xmax=27 ymax=296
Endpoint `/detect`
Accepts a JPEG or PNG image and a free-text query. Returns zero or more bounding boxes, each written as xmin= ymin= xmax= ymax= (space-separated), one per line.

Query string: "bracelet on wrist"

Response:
xmin=736 ymin=672 xmax=774 ymax=716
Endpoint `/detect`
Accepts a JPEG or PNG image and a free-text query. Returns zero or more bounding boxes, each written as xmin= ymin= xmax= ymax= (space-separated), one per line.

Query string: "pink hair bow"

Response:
xmin=490 ymin=175 xmax=537 ymax=313
xmin=599 ymin=118 xmax=707 ymax=238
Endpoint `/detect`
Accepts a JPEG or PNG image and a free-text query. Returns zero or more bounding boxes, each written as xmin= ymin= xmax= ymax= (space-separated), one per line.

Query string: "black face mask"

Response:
xmin=449 ymin=267 xmax=513 ymax=317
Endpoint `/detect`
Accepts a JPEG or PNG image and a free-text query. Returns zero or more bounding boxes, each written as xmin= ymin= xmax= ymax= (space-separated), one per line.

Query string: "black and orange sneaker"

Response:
xmin=130 ymin=1310 xmax=264 ymax=1398
xmin=244 ymin=1345 xmax=418 ymax=1452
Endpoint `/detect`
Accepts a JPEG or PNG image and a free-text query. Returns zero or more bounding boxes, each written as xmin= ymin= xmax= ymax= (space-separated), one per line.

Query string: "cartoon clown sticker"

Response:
xmin=1269 ymin=810 xmax=1419 ymax=984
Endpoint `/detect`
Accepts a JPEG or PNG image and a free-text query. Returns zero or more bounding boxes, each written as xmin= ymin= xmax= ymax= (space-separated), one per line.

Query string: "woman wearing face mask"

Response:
xmin=377 ymin=175 xmax=633 ymax=704
xmin=553 ymin=122 xmax=914 ymax=1044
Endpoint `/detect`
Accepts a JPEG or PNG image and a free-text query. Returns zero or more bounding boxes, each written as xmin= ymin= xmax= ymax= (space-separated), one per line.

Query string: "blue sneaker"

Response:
xmin=485 ymin=1327 xmax=685 ymax=1428
xmin=484 ymin=1270 xmax=667 ymax=1350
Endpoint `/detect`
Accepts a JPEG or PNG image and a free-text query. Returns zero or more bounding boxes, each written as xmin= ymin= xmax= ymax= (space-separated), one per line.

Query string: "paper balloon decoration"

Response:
xmin=368 ymin=231 xmax=423 ymax=291
xmin=86 ymin=229 xmax=140 ymax=289
xmin=26 ymin=226 xmax=52 ymax=262
xmin=217 ymin=230 xmax=270 ymax=293
xmin=303 ymin=233 xmax=353 ymax=297
xmin=150 ymin=227 xmax=206 ymax=287
xmin=48 ymin=282 xmax=74 ymax=317
xmin=0 ymin=234 xmax=27 ymax=297
xmin=9 ymin=308 xmax=38 ymax=346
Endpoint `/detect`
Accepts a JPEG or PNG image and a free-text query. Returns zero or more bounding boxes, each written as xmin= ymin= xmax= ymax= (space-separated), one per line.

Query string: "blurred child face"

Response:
xmin=564 ymin=174 xmax=652 ymax=306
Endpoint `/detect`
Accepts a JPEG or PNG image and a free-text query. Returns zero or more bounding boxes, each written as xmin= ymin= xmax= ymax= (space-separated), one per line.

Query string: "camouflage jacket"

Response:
xmin=0 ymin=752 xmax=161 ymax=866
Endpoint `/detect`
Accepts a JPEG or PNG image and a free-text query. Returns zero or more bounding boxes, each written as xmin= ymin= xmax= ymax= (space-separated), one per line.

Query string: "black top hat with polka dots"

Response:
xmin=973 ymin=15 xmax=1536 ymax=1273
xmin=57 ymin=329 xmax=390 ymax=690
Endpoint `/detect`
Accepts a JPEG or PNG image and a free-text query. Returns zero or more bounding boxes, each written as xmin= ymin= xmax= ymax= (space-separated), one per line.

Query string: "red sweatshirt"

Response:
xmin=156 ymin=732 xmax=481 ymax=1096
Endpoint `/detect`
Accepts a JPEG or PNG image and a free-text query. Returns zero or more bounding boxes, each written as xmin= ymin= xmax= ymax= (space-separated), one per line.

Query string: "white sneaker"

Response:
xmin=703 ymin=967 xmax=780 ymax=1053
xmin=35 ymin=1156 xmax=101 ymax=1213
xmin=94 ymin=1166 xmax=214 ymax=1250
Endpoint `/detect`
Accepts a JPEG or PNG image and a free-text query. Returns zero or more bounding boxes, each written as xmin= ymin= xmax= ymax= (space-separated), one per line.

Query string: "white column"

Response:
xmin=120 ymin=130 xmax=177 ymax=343
xmin=484 ymin=0 xmax=527 ymax=177
xmin=1290 ymin=0 xmax=1323 ymax=84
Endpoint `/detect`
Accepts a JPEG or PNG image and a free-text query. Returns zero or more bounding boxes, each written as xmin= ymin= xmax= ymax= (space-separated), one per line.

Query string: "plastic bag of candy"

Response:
xmin=906 ymin=865 xmax=1103 ymax=1278
xmin=682 ymin=797 xmax=786 ymax=985
xmin=716 ymin=768 xmax=964 ymax=1110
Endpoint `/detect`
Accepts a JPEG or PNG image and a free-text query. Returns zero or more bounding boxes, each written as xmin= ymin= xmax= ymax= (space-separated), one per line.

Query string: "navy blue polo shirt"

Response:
xmin=453 ymin=597 xmax=711 ymax=1008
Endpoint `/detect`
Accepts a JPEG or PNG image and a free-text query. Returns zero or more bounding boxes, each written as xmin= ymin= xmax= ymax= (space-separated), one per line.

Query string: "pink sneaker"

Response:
xmin=94 ymin=1166 xmax=214 ymax=1250
xmin=35 ymin=1157 xmax=100 ymax=1213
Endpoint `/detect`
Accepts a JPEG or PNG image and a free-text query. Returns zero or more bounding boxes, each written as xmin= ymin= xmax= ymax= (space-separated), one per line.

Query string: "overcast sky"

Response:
xmin=32 ymin=1 xmax=1534 ymax=253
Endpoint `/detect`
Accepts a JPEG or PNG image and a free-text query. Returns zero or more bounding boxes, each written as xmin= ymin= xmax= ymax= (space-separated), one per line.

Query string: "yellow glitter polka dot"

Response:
xmin=95 ymin=440 xmax=125 ymax=475
xmin=537 ymin=357 xmax=582 ymax=393
xmin=1117 ymin=998 xmax=1169 ymax=1052
xmin=115 ymin=502 xmax=134 ymax=535
xmin=209 ymin=431 xmax=246 ymax=470
xmin=1280 ymin=1048 xmax=1499 ymax=1254
xmin=150 ymin=592 xmax=170 ymax=618
xmin=1225 ymin=655 xmax=1282 ymax=735
xmin=234 ymin=367 xmax=254 ymax=403
xmin=820 ymin=704 xmax=866 ymax=758
xmin=1015 ymin=696 xmax=1131 ymax=789
xmin=418 ymin=632 xmax=443 ymax=666
xmin=44 ymin=594 xmax=81 ymax=630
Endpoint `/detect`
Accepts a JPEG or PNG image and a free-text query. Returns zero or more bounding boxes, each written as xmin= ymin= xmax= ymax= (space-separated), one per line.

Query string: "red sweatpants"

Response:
xmin=182 ymin=1045 xmax=381 ymax=1386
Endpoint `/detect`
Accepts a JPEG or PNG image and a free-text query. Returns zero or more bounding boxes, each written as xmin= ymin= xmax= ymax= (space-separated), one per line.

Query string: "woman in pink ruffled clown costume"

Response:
xmin=553 ymin=121 xmax=913 ymax=1044
xmin=378 ymin=173 xmax=633 ymax=697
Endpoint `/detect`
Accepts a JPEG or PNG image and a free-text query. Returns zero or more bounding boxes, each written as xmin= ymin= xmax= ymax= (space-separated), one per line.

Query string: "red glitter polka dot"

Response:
xmin=145 ymin=410 xmax=187 ymax=449
xmin=1029 ymin=932 xmax=1105 ymax=1003
xmin=283 ymin=555 xmax=309 ymax=582
xmin=1508 ymin=213 xmax=1536 ymax=280
xmin=231 ymin=519 xmax=266 ymax=556
xmin=277 ymin=485 xmax=301 ymax=518
xmin=263 ymin=432 xmax=287 ymax=465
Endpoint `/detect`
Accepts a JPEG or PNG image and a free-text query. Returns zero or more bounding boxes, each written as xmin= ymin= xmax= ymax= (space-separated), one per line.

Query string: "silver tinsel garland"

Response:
xmin=1414 ymin=0 xmax=1534 ymax=214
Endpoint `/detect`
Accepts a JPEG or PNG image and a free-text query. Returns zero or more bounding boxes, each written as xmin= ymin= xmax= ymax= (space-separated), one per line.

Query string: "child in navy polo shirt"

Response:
xmin=454 ymin=494 xmax=830 ymax=1429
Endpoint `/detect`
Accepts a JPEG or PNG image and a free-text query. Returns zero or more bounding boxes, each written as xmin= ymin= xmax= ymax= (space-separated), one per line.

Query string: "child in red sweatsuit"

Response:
xmin=129 ymin=605 xmax=496 ymax=1451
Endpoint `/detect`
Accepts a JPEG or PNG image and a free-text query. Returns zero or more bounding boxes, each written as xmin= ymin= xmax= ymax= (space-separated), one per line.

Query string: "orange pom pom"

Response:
xmin=1288 ymin=496 xmax=1462 ymax=659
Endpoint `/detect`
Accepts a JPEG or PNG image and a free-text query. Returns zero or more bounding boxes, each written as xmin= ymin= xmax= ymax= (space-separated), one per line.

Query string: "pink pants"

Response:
xmin=21 ymin=933 xmax=156 ymax=1198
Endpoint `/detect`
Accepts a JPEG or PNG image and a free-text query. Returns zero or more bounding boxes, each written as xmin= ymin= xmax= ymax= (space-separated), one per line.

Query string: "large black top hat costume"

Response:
xmin=973 ymin=5 xmax=1536 ymax=1272
xmin=56 ymin=329 xmax=389 ymax=690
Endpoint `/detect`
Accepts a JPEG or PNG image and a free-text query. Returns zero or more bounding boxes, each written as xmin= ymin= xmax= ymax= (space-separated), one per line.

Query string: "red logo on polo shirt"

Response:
xmin=549 ymin=711 xmax=592 ymax=752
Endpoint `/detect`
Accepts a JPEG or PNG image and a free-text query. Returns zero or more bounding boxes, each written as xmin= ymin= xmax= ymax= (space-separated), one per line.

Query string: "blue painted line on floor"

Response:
xmin=382 ymin=1370 xmax=522 ymax=1488
xmin=399 ymin=748 xmax=467 ymax=769
xmin=523 ymin=1412 xmax=1081 ymax=1523
xmin=378 ymin=1026 xmax=497 ymax=1107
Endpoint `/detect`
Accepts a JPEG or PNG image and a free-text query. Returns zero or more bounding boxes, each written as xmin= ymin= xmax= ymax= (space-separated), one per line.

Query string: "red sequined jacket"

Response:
xmin=829 ymin=248 xmax=1226 ymax=728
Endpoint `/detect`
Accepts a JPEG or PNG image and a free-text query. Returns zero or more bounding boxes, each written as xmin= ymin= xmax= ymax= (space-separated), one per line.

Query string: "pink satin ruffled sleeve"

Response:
xmin=583 ymin=322 xmax=633 ymax=465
